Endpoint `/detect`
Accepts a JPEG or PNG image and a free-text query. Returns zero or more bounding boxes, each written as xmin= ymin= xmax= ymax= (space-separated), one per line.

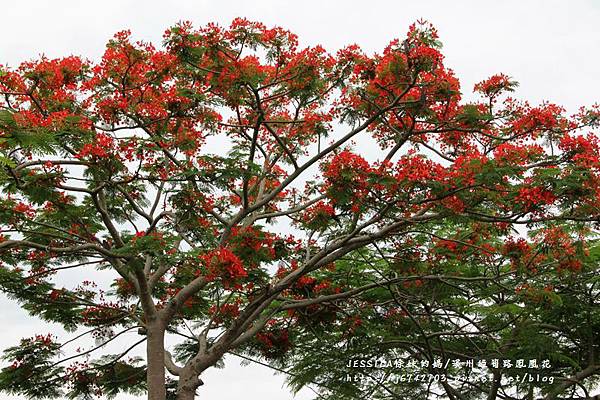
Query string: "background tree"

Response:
xmin=0 ymin=19 xmax=598 ymax=400
xmin=278 ymin=221 xmax=600 ymax=400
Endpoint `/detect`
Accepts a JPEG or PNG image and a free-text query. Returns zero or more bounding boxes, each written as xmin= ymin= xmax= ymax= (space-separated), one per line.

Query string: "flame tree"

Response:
xmin=277 ymin=223 xmax=600 ymax=400
xmin=0 ymin=19 xmax=598 ymax=400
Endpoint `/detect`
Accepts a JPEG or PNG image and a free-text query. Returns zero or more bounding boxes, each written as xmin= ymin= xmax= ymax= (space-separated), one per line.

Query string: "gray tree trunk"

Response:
xmin=147 ymin=325 xmax=167 ymax=400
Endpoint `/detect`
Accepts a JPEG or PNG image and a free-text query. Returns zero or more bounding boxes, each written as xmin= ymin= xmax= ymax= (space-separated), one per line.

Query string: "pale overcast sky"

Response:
xmin=1 ymin=1 xmax=599 ymax=399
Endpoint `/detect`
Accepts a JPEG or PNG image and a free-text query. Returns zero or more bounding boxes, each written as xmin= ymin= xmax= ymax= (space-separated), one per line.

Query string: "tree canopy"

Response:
xmin=0 ymin=18 xmax=598 ymax=400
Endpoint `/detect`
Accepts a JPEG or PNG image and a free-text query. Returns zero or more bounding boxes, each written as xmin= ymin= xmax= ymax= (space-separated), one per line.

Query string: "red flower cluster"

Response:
xmin=13 ymin=202 xmax=36 ymax=218
xmin=80 ymin=304 xmax=123 ymax=326
xmin=256 ymin=324 xmax=291 ymax=360
xmin=509 ymin=103 xmax=564 ymax=138
xmin=227 ymin=226 xmax=278 ymax=265
xmin=394 ymin=152 xmax=443 ymax=183
xmin=474 ymin=74 xmax=516 ymax=97
xmin=302 ymin=200 xmax=336 ymax=229
xmin=502 ymin=237 xmax=535 ymax=272
xmin=322 ymin=150 xmax=372 ymax=210
xmin=208 ymin=301 xmax=241 ymax=324
xmin=537 ymin=227 xmax=584 ymax=272
xmin=493 ymin=143 xmax=544 ymax=166
xmin=559 ymin=133 xmax=600 ymax=169
xmin=515 ymin=185 xmax=557 ymax=209
xmin=75 ymin=133 xmax=115 ymax=159
xmin=199 ymin=247 xmax=247 ymax=286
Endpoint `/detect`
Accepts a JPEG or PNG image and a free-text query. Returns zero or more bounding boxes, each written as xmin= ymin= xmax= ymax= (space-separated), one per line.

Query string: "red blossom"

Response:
xmin=474 ymin=74 xmax=517 ymax=97
xmin=199 ymin=247 xmax=247 ymax=286
xmin=515 ymin=186 xmax=557 ymax=209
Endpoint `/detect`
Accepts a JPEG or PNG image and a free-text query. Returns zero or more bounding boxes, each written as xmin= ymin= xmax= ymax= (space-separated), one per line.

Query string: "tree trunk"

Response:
xmin=176 ymin=388 xmax=197 ymax=400
xmin=176 ymin=366 xmax=203 ymax=400
xmin=147 ymin=324 xmax=167 ymax=400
